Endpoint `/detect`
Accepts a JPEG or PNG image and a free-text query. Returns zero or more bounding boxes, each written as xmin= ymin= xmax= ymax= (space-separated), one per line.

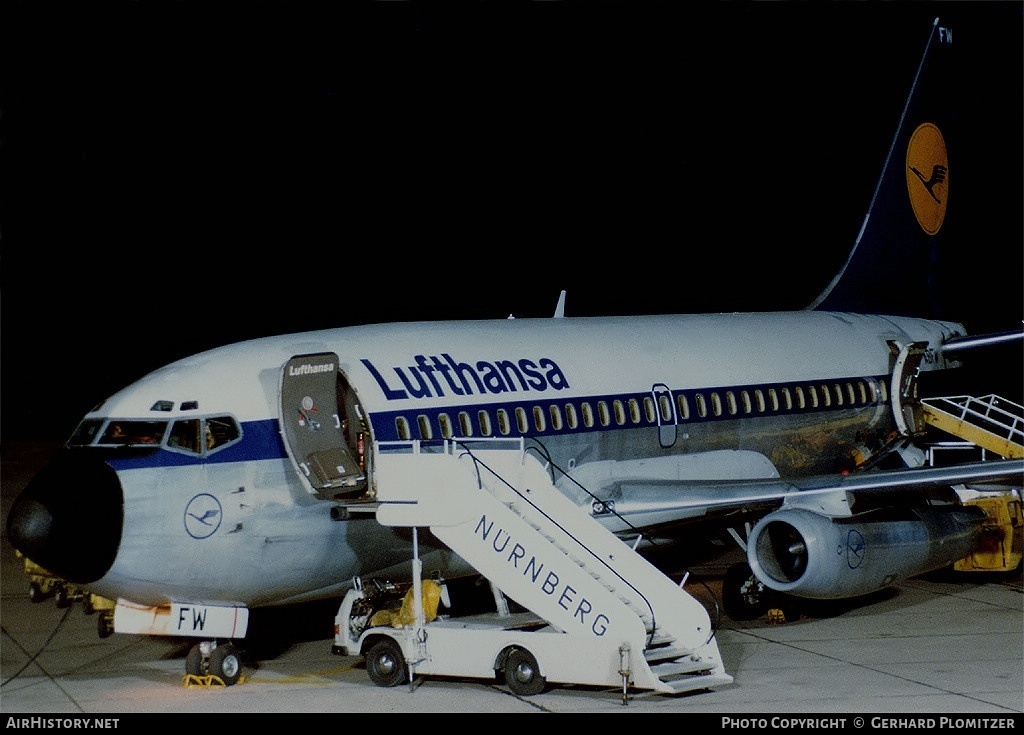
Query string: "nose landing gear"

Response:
xmin=184 ymin=641 xmax=243 ymax=686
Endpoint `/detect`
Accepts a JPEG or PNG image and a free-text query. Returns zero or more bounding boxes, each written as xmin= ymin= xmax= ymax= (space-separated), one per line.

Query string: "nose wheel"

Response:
xmin=185 ymin=641 xmax=243 ymax=685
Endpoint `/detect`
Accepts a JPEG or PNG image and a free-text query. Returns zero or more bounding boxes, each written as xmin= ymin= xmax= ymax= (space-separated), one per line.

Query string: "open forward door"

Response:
xmin=280 ymin=353 xmax=368 ymax=499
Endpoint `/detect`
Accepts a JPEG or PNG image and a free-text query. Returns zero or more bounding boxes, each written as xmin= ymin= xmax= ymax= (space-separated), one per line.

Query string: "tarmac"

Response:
xmin=2 ymin=441 xmax=1022 ymax=716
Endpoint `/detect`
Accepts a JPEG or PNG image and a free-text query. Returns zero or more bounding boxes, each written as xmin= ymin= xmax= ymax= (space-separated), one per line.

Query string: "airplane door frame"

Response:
xmin=889 ymin=340 xmax=928 ymax=437
xmin=652 ymin=383 xmax=678 ymax=448
xmin=279 ymin=353 xmax=366 ymax=499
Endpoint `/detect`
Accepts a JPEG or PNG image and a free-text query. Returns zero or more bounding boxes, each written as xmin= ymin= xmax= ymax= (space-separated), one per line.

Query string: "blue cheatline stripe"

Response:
xmin=106 ymin=373 xmax=887 ymax=470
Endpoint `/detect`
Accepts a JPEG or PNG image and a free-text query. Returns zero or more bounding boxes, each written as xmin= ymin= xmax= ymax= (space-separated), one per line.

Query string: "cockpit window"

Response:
xmin=68 ymin=419 xmax=104 ymax=446
xmin=167 ymin=419 xmax=202 ymax=452
xmin=98 ymin=420 xmax=167 ymax=446
xmin=167 ymin=415 xmax=242 ymax=456
xmin=69 ymin=415 xmax=241 ymax=454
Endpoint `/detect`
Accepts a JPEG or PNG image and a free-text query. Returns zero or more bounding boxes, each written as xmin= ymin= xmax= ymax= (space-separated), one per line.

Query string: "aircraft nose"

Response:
xmin=6 ymin=450 xmax=123 ymax=583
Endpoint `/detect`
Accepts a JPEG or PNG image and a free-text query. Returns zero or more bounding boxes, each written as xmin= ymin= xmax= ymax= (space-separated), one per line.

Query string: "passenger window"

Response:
xmin=497 ymin=409 xmax=511 ymax=436
xmin=726 ymin=391 xmax=738 ymax=415
xmin=549 ymin=405 xmax=563 ymax=430
xmin=581 ymin=402 xmax=594 ymax=428
xmin=628 ymin=399 xmax=641 ymax=424
xmin=645 ymin=397 xmax=657 ymax=423
xmin=597 ymin=401 xmax=610 ymax=427
xmin=676 ymin=394 xmax=689 ymax=420
xmin=477 ymin=410 xmax=492 ymax=437
xmin=533 ymin=406 xmax=547 ymax=432
xmin=710 ymin=392 xmax=722 ymax=417
xmin=564 ymin=404 xmax=578 ymax=430
xmin=417 ymin=415 xmax=433 ymax=440
xmin=396 ymin=416 xmax=411 ymax=441
xmin=613 ymin=400 xmax=626 ymax=425
xmin=695 ymin=394 xmax=707 ymax=418
xmin=458 ymin=411 xmax=473 ymax=437
xmin=767 ymin=388 xmax=779 ymax=412
xmin=515 ymin=407 xmax=529 ymax=434
xmin=437 ymin=413 xmax=452 ymax=438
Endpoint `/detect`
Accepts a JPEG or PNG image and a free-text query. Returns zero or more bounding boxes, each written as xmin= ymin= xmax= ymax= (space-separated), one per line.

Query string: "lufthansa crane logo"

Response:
xmin=184 ymin=493 xmax=222 ymax=539
xmin=845 ymin=529 xmax=866 ymax=569
xmin=906 ymin=122 xmax=948 ymax=235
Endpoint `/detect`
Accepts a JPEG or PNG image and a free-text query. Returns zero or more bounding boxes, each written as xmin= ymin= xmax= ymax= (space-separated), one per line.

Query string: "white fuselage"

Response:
xmin=51 ymin=311 xmax=968 ymax=607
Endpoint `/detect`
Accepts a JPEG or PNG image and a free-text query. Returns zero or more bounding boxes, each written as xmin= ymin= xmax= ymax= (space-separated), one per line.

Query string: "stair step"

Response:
xmin=660 ymin=671 xmax=735 ymax=695
xmin=644 ymin=645 xmax=691 ymax=664
xmin=646 ymin=631 xmax=676 ymax=647
xmin=650 ymin=657 xmax=718 ymax=678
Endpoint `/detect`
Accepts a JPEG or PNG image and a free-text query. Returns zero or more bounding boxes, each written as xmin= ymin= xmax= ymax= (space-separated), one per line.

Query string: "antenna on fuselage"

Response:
xmin=553 ymin=290 xmax=566 ymax=318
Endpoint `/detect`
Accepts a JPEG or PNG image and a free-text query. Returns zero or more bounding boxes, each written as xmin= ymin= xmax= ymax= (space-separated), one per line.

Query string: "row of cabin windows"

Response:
xmin=394 ymin=378 xmax=887 ymax=442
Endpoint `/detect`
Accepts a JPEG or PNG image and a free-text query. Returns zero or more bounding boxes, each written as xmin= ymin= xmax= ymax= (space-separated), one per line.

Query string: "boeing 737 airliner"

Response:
xmin=6 ymin=17 xmax=1022 ymax=696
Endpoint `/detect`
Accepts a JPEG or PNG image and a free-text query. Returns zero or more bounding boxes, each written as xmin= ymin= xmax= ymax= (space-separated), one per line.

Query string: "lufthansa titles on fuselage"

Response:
xmin=362 ymin=354 xmax=569 ymax=401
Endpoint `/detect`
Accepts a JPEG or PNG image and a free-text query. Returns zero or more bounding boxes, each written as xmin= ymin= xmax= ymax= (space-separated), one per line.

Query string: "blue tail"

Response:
xmin=809 ymin=18 xmax=954 ymax=318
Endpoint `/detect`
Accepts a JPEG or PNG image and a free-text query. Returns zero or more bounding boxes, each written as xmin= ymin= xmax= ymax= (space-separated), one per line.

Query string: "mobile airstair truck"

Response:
xmin=332 ymin=438 xmax=733 ymax=703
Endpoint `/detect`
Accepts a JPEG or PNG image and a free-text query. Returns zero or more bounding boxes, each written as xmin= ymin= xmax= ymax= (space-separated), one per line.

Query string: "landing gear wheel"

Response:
xmin=503 ymin=647 xmax=546 ymax=696
xmin=185 ymin=644 xmax=205 ymax=676
xmin=209 ymin=644 xmax=242 ymax=686
xmin=723 ymin=562 xmax=769 ymax=621
xmin=28 ymin=582 xmax=47 ymax=603
xmin=366 ymin=639 xmax=408 ymax=688
xmin=54 ymin=584 xmax=71 ymax=609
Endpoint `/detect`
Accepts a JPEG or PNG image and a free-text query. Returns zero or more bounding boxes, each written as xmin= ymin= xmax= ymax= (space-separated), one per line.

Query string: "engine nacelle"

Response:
xmin=747 ymin=505 xmax=987 ymax=599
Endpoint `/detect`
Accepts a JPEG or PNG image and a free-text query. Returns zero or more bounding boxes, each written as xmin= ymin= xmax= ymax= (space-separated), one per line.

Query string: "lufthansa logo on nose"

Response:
xmin=184 ymin=494 xmax=222 ymax=539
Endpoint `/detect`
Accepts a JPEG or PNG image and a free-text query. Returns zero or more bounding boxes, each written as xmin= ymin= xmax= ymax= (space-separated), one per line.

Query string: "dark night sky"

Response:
xmin=1 ymin=1 xmax=1021 ymax=442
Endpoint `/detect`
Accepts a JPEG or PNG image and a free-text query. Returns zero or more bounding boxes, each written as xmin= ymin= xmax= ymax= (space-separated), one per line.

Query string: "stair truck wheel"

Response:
xmin=209 ymin=643 xmax=242 ymax=686
xmin=365 ymin=638 xmax=408 ymax=688
xmin=503 ymin=647 xmax=546 ymax=696
xmin=723 ymin=562 xmax=769 ymax=621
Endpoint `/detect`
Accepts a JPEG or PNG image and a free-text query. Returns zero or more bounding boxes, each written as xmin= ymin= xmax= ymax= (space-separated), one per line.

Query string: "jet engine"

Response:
xmin=746 ymin=505 xmax=987 ymax=599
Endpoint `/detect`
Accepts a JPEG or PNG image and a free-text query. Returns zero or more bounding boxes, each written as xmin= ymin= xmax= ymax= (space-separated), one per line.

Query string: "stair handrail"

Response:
xmin=921 ymin=394 xmax=1024 ymax=445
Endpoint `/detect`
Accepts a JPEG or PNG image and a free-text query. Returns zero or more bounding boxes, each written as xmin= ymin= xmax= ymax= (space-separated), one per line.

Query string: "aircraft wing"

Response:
xmin=583 ymin=457 xmax=1024 ymax=534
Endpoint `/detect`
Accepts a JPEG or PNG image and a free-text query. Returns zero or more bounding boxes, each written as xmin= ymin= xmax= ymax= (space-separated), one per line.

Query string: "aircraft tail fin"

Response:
xmin=809 ymin=18 xmax=955 ymax=318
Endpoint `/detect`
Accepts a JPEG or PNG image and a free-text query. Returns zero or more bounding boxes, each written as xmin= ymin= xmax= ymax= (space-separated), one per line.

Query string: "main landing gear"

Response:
xmin=185 ymin=641 xmax=243 ymax=685
xmin=722 ymin=562 xmax=801 ymax=623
